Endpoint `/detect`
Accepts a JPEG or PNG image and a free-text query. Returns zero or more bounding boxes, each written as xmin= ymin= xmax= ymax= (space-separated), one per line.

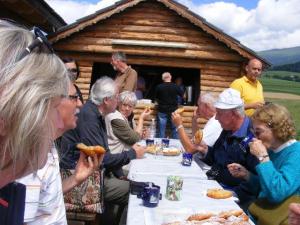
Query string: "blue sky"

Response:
xmin=47 ymin=0 xmax=300 ymax=51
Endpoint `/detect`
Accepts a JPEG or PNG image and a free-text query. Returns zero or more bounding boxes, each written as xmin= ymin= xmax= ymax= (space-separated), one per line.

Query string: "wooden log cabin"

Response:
xmin=49 ymin=0 xmax=269 ymax=136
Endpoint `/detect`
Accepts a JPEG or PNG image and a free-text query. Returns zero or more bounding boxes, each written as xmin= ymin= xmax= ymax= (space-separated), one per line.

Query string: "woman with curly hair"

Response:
xmin=227 ymin=103 xmax=300 ymax=224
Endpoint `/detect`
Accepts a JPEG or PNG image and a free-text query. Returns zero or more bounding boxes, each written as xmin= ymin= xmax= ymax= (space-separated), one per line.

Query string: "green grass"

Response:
xmin=261 ymin=77 xmax=300 ymax=95
xmin=263 ymin=70 xmax=300 ymax=78
xmin=265 ymin=98 xmax=300 ymax=139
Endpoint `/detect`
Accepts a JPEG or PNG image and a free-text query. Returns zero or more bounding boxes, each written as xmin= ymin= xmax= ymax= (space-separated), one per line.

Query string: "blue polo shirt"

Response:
xmin=204 ymin=117 xmax=259 ymax=187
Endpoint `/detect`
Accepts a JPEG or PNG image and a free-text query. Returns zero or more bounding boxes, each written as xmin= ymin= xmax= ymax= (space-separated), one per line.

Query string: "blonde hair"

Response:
xmin=251 ymin=103 xmax=296 ymax=142
xmin=0 ymin=20 xmax=69 ymax=172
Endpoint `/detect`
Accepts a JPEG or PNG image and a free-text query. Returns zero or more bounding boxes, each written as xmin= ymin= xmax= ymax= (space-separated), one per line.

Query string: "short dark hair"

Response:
xmin=62 ymin=58 xmax=79 ymax=79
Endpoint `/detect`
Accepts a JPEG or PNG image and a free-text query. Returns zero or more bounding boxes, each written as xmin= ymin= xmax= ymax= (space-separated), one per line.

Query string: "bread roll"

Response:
xmin=76 ymin=143 xmax=106 ymax=156
xmin=194 ymin=129 xmax=203 ymax=144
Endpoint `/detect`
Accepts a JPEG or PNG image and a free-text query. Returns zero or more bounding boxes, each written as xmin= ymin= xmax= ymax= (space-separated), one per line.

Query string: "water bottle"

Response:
xmin=149 ymin=119 xmax=156 ymax=139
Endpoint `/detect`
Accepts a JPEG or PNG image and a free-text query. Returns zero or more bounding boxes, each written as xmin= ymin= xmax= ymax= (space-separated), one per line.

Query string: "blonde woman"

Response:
xmin=0 ymin=20 xmax=69 ymax=224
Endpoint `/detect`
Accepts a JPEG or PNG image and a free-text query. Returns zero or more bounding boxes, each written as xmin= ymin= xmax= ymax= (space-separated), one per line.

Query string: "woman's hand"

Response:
xmin=171 ymin=112 xmax=182 ymax=127
xmin=74 ymin=151 xmax=104 ymax=185
xmin=227 ymin=163 xmax=250 ymax=180
xmin=140 ymin=108 xmax=151 ymax=120
xmin=249 ymin=138 xmax=269 ymax=159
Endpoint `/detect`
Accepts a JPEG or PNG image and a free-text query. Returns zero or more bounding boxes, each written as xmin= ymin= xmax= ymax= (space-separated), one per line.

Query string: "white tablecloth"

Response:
xmin=127 ymin=175 xmax=242 ymax=225
xmin=127 ymin=138 xmax=250 ymax=225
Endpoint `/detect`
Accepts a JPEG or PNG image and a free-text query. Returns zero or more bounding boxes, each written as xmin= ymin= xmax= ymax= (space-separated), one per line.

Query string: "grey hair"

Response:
xmin=0 ymin=20 xmax=69 ymax=172
xmin=90 ymin=76 xmax=117 ymax=105
xmin=233 ymin=105 xmax=245 ymax=116
xmin=200 ymin=92 xmax=217 ymax=107
xmin=119 ymin=91 xmax=137 ymax=106
xmin=112 ymin=51 xmax=127 ymax=62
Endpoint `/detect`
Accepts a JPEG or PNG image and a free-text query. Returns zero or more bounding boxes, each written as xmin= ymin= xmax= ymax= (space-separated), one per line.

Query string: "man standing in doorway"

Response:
xmin=230 ymin=58 xmax=264 ymax=116
xmin=111 ymin=52 xmax=138 ymax=93
xmin=155 ymin=72 xmax=183 ymax=139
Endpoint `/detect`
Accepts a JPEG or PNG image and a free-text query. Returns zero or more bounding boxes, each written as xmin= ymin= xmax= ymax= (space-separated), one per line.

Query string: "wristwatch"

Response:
xmin=258 ymin=155 xmax=269 ymax=162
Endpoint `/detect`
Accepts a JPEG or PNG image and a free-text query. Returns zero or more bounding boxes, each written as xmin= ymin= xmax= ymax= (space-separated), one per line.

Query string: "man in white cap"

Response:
xmin=197 ymin=88 xmax=258 ymax=191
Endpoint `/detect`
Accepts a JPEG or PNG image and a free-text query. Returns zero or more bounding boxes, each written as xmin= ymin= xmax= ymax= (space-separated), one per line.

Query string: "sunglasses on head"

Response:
xmin=18 ymin=27 xmax=54 ymax=61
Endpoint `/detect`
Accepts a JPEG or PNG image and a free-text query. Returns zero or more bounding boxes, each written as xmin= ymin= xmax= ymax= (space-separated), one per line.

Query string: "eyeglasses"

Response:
xmin=67 ymin=68 xmax=78 ymax=74
xmin=18 ymin=27 xmax=54 ymax=61
xmin=68 ymin=94 xmax=80 ymax=101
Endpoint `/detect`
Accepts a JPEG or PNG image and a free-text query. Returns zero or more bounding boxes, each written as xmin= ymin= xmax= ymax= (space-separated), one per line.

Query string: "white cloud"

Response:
xmin=45 ymin=0 xmax=119 ymax=24
xmin=177 ymin=0 xmax=300 ymax=51
xmin=47 ymin=0 xmax=300 ymax=51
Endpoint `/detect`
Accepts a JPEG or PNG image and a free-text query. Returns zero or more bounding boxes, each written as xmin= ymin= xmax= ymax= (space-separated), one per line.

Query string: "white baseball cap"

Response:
xmin=214 ymin=88 xmax=244 ymax=109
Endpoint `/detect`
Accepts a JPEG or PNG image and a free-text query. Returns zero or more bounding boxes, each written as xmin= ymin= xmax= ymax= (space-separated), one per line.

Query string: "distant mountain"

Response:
xmin=272 ymin=61 xmax=300 ymax=72
xmin=258 ymin=46 xmax=300 ymax=66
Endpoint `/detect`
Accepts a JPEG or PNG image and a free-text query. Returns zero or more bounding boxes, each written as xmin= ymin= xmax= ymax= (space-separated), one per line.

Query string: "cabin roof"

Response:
xmin=49 ymin=0 xmax=270 ymax=66
xmin=0 ymin=0 xmax=66 ymax=33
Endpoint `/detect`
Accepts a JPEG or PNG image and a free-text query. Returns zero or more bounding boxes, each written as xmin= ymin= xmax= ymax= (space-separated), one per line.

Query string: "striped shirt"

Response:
xmin=17 ymin=146 xmax=67 ymax=224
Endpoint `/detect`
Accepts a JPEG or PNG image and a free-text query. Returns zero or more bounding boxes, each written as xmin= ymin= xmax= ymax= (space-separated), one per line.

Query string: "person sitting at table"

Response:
xmin=18 ymin=80 xmax=103 ymax=224
xmin=0 ymin=20 xmax=70 ymax=224
xmin=227 ymin=103 xmax=300 ymax=223
xmin=172 ymin=92 xmax=222 ymax=152
xmin=58 ymin=77 xmax=147 ymax=225
xmin=195 ymin=89 xmax=259 ymax=192
xmin=105 ymin=91 xmax=151 ymax=154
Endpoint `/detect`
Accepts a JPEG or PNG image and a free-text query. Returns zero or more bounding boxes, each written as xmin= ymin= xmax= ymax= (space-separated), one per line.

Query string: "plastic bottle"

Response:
xmin=149 ymin=118 xmax=156 ymax=139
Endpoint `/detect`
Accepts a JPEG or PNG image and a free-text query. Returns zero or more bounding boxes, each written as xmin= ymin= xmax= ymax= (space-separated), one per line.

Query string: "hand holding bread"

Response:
xmin=76 ymin=143 xmax=106 ymax=156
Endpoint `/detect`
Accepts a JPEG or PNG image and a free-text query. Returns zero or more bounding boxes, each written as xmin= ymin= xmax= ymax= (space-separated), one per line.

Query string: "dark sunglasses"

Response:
xmin=18 ymin=27 xmax=54 ymax=61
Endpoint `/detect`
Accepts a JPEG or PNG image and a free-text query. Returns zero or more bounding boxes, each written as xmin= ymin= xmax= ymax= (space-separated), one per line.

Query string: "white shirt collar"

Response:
xmin=273 ymin=139 xmax=297 ymax=153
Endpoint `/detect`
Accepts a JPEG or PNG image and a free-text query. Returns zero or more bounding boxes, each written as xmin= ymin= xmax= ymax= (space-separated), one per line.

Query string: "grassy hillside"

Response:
xmin=261 ymin=77 xmax=300 ymax=95
xmin=258 ymin=46 xmax=300 ymax=66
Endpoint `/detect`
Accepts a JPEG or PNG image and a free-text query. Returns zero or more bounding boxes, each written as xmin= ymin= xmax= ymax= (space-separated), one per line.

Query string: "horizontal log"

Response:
xmin=79 ymin=72 xmax=92 ymax=78
xmin=77 ymin=61 xmax=93 ymax=67
xmin=77 ymin=77 xmax=91 ymax=84
xmin=54 ymin=44 xmax=242 ymax=62
xmin=201 ymin=74 xmax=237 ymax=82
xmin=201 ymin=80 xmax=231 ymax=88
xmin=105 ymin=18 xmax=193 ymax=29
xmin=76 ymin=83 xmax=91 ymax=89
xmin=56 ymin=52 xmax=243 ymax=71
xmin=201 ymin=86 xmax=225 ymax=92
xmin=78 ymin=66 xmax=93 ymax=72
xmin=66 ymin=37 xmax=230 ymax=52
xmin=87 ymin=25 xmax=212 ymax=40
xmin=77 ymin=33 xmax=227 ymax=48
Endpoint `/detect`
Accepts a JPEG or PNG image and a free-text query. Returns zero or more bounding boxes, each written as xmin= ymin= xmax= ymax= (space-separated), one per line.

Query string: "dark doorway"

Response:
xmin=91 ymin=62 xmax=200 ymax=105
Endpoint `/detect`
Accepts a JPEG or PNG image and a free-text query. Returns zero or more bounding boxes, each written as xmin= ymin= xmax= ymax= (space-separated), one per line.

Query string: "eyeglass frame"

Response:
xmin=18 ymin=27 xmax=54 ymax=61
xmin=68 ymin=94 xmax=80 ymax=101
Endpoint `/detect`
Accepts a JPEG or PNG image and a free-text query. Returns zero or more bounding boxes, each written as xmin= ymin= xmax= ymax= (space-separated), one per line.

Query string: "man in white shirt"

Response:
xmin=172 ymin=92 xmax=222 ymax=153
xmin=18 ymin=82 xmax=103 ymax=224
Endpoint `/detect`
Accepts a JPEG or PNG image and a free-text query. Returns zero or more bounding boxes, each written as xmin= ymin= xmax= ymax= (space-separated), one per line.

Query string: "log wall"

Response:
xmin=53 ymin=0 xmax=246 ymax=133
